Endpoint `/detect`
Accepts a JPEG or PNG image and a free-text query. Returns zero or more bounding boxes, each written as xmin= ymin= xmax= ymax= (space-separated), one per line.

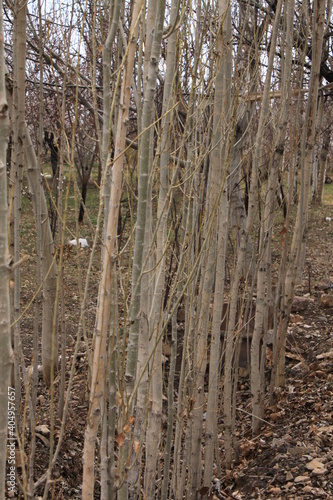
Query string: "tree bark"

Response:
xmin=122 ymin=2 xmax=167 ymax=498
xmin=274 ymin=0 xmax=326 ymax=389
xmin=251 ymin=0 xmax=293 ymax=435
xmin=82 ymin=2 xmax=143 ymax=498
xmin=0 ymin=2 xmax=12 ymax=497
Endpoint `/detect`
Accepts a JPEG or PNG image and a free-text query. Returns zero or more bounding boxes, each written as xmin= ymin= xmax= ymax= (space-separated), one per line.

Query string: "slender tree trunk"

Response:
xmin=78 ymin=180 xmax=88 ymax=223
xmin=125 ymin=3 xmax=158 ymax=495
xmin=29 ymin=1 xmax=44 ymax=491
xmin=188 ymin=2 xmax=232 ymax=493
xmin=251 ymin=0 xmax=294 ymax=435
xmin=82 ymin=3 xmax=143 ymax=498
xmin=203 ymin=189 xmax=228 ymax=487
xmin=0 ymin=2 xmax=12 ymax=497
xmin=274 ymin=0 xmax=326 ymax=389
xmin=224 ymin=0 xmax=283 ymax=464
xmin=121 ymin=3 xmax=167 ymax=498
xmin=99 ymin=6 xmax=121 ymax=495
xmin=143 ymin=0 xmax=179 ymax=496
xmin=314 ymin=125 xmax=330 ymax=204
xmin=17 ymin=123 xmax=57 ymax=393
xmin=12 ymin=0 xmax=27 ymax=414
xmin=312 ymin=93 xmax=328 ymax=205
xmin=7 ymin=66 xmax=58 ymax=387
xmin=102 ymin=0 xmax=122 ymax=231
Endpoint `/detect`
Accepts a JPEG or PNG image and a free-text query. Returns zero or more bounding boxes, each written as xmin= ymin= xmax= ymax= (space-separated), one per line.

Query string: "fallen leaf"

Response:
xmin=294 ymin=475 xmax=310 ymax=483
xmin=306 ymin=459 xmax=325 ymax=471
xmin=115 ymin=433 xmax=125 ymax=447
xmin=35 ymin=425 xmax=50 ymax=436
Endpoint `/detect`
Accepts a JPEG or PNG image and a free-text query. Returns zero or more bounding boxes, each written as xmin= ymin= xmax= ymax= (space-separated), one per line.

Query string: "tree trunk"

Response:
xmin=24 ymin=126 xmax=58 ymax=386
xmin=122 ymin=2 xmax=167 ymax=498
xmin=0 ymin=2 xmax=12 ymax=497
xmin=274 ymin=0 xmax=326 ymax=389
xmin=224 ymin=0 xmax=283 ymax=462
xmin=251 ymin=0 xmax=293 ymax=435
xmin=313 ymin=94 xmax=329 ymax=205
xmin=78 ymin=180 xmax=88 ymax=223
xmin=12 ymin=0 xmax=28 ymax=415
xmin=82 ymin=2 xmax=143 ymax=498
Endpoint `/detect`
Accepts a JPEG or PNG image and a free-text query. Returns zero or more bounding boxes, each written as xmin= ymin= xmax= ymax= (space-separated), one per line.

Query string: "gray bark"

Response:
xmin=0 ymin=3 xmax=11 ymax=497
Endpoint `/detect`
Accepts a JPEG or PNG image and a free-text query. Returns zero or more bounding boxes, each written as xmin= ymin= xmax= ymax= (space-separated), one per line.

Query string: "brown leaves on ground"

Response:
xmin=211 ymin=207 xmax=333 ymax=499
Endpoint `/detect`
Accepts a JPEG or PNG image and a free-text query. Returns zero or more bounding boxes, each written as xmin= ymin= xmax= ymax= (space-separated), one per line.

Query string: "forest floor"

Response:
xmin=12 ymin=184 xmax=333 ymax=499
xmin=214 ymin=200 xmax=333 ymax=499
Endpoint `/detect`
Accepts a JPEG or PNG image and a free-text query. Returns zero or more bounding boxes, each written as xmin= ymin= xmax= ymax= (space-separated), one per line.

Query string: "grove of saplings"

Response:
xmin=0 ymin=0 xmax=332 ymax=498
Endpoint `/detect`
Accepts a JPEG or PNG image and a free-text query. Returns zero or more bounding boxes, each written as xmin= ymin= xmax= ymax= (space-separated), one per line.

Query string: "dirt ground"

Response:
xmin=10 ymin=192 xmax=333 ymax=499
xmin=211 ymin=205 xmax=333 ymax=499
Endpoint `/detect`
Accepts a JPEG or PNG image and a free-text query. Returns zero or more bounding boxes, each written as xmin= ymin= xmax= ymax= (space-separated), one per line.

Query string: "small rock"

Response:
xmin=291 ymin=296 xmax=314 ymax=312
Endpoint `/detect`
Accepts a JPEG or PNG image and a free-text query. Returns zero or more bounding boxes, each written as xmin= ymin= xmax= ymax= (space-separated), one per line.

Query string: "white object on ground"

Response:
xmin=68 ymin=238 xmax=89 ymax=248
